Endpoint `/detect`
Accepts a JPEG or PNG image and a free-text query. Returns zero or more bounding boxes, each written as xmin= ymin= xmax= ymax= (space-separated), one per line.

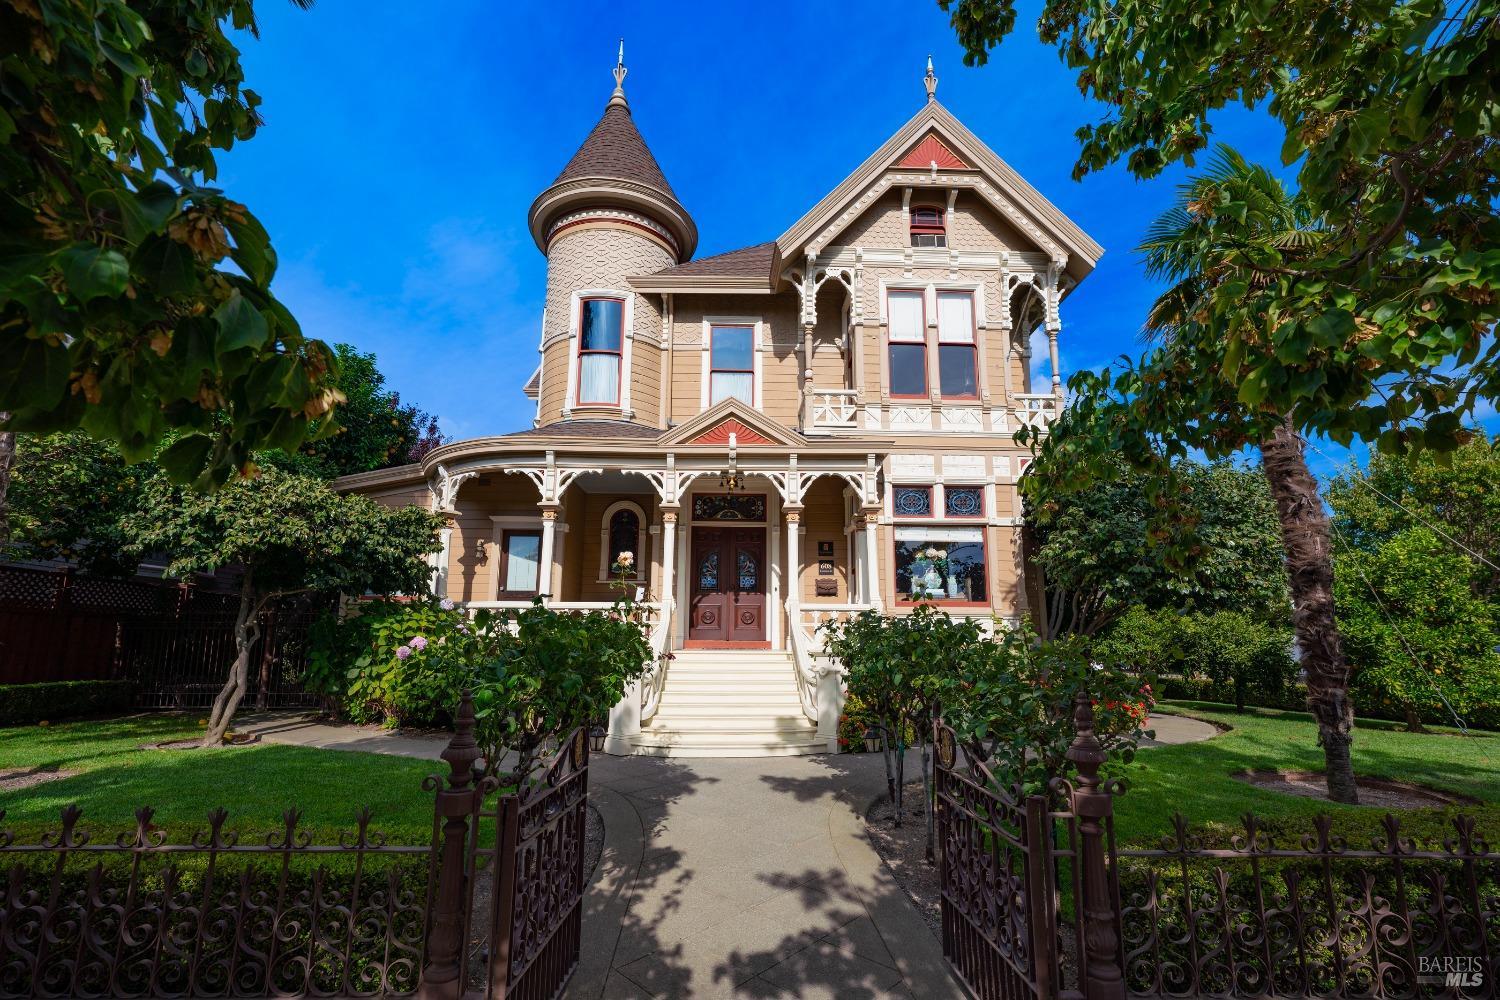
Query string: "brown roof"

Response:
xmin=553 ymin=102 xmax=677 ymax=199
xmin=498 ymin=420 xmax=661 ymax=441
xmin=650 ymin=242 xmax=776 ymax=278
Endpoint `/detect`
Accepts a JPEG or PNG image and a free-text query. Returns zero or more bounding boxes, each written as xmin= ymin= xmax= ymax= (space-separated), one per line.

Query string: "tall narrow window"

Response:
xmin=608 ymin=508 xmax=641 ymax=577
xmin=499 ymin=530 xmax=541 ymax=597
xmin=937 ymin=291 xmax=978 ymax=398
xmin=709 ymin=324 xmax=754 ymax=405
xmin=887 ymin=290 xmax=927 ymax=398
xmin=577 ymin=297 xmax=623 ymax=405
xmin=910 ymin=206 xmax=946 ymax=248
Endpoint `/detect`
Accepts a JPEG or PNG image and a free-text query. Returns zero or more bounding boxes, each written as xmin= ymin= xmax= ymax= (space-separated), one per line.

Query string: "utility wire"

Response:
xmin=1328 ymin=518 xmax=1472 ymax=736
xmin=1307 ymin=439 xmax=1500 ymax=574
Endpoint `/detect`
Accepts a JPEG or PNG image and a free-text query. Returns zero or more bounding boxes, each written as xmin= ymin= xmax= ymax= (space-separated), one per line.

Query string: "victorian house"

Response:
xmin=336 ymin=56 xmax=1102 ymax=756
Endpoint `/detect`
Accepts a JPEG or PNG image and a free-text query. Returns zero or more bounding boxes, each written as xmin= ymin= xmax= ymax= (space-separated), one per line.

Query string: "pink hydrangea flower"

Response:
xmin=410 ymin=636 xmax=428 ymax=651
xmin=395 ymin=645 xmax=412 ymax=660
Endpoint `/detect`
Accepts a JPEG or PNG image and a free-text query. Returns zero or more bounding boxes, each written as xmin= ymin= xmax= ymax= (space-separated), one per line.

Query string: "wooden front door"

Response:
xmin=688 ymin=527 xmax=767 ymax=645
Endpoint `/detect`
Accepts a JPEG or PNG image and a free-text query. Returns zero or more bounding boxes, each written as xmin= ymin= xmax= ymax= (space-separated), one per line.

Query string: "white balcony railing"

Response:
xmin=810 ymin=389 xmax=860 ymax=428
xmin=1012 ymin=392 xmax=1059 ymax=429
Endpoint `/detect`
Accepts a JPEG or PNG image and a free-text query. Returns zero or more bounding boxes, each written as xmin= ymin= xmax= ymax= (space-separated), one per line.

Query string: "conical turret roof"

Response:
xmin=528 ymin=78 xmax=697 ymax=261
xmin=552 ymin=101 xmax=679 ymax=200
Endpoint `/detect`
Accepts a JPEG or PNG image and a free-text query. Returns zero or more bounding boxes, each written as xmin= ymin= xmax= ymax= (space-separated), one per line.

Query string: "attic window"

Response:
xmin=910 ymin=207 xmax=946 ymax=248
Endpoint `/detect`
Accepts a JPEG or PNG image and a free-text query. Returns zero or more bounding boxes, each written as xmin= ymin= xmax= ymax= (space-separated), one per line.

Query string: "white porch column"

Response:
xmin=607 ymin=508 xmax=676 ymax=755
xmin=659 ymin=509 xmax=678 ymax=610
xmin=862 ymin=509 xmax=883 ymax=611
xmin=537 ymin=507 xmax=558 ymax=603
xmin=431 ymin=522 xmax=453 ymax=597
xmin=785 ymin=507 xmax=802 ymax=612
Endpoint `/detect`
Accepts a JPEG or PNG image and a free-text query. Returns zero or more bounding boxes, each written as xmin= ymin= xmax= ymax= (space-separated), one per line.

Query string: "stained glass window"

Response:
xmin=698 ymin=551 xmax=720 ymax=591
xmin=893 ymin=486 xmax=932 ymax=517
xmin=944 ymin=487 xmax=983 ymax=518
xmin=692 ymin=494 xmax=766 ymax=521
xmin=737 ymin=550 xmax=758 ymax=591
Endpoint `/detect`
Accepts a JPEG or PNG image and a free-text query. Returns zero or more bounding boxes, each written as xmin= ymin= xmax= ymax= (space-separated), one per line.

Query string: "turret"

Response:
xmin=528 ymin=45 xmax=695 ymax=426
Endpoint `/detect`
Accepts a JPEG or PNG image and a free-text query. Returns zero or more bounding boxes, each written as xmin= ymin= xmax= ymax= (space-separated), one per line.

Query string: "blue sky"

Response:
xmin=218 ymin=0 xmax=1459 ymax=482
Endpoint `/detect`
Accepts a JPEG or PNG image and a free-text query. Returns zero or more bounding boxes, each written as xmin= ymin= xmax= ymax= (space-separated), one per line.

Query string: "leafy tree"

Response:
xmin=1335 ymin=527 xmax=1500 ymax=731
xmin=125 ymin=466 xmax=440 ymax=746
xmin=1030 ymin=455 xmax=1287 ymax=636
xmin=1092 ymin=607 xmax=1297 ymax=712
xmin=939 ymin=0 xmax=1498 ymax=457
xmin=940 ymin=622 xmax=1154 ymax=794
xmin=471 ymin=598 xmax=654 ymax=782
xmin=1021 ymin=152 xmax=1375 ymax=802
xmin=4 ymin=431 xmax=144 ymax=576
xmin=0 ymin=0 xmax=342 ymax=499
xmin=821 ymin=604 xmax=988 ymax=859
xmin=1329 ymin=434 xmax=1500 ymax=598
xmin=294 ymin=344 xmax=446 ymax=480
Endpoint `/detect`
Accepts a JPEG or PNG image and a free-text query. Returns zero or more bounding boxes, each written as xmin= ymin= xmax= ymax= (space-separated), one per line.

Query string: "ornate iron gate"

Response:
xmin=937 ymin=696 xmax=1500 ymax=1000
xmin=933 ymin=721 xmax=1062 ymax=999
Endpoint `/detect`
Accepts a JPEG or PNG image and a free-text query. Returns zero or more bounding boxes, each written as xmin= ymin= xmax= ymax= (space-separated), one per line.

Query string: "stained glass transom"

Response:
xmin=944 ymin=488 xmax=983 ymax=517
xmin=692 ymin=495 xmax=766 ymax=521
xmin=894 ymin=487 xmax=933 ymax=517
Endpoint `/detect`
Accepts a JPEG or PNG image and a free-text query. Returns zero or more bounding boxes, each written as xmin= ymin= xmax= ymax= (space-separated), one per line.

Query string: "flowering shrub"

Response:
xmin=1099 ymin=681 xmax=1155 ymax=733
xmin=306 ymin=599 xmax=509 ymax=727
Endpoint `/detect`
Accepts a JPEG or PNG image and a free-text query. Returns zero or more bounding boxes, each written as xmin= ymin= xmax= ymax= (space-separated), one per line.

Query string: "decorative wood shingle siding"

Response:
xmin=538 ymin=226 xmax=673 ymax=425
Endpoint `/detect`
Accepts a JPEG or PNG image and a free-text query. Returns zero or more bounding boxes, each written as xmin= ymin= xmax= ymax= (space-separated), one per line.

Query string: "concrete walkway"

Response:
xmin=234 ymin=709 xmax=1219 ymax=998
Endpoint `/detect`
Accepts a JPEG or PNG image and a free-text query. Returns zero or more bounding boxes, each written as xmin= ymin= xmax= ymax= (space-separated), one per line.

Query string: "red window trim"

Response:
xmin=576 ymin=296 xmax=624 ymax=407
xmin=886 ymin=288 xmax=929 ymax=399
xmin=942 ymin=486 xmax=986 ymax=519
xmin=936 ymin=290 xmax=979 ymax=401
xmin=497 ymin=529 xmax=542 ymax=599
xmin=890 ymin=533 xmax=990 ymax=607
xmin=910 ymin=205 xmax=946 ymax=235
xmin=892 ymin=485 xmax=935 ymax=518
xmin=709 ymin=324 xmax=756 ymax=406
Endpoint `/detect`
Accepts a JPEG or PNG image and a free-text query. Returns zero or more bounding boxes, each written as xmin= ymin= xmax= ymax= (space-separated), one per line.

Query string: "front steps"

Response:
xmin=627 ymin=649 xmax=825 ymax=757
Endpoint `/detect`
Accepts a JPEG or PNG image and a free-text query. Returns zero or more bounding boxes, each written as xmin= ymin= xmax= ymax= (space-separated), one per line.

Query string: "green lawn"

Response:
xmin=1115 ymin=701 xmax=1500 ymax=848
xmin=0 ymin=713 xmax=439 ymax=846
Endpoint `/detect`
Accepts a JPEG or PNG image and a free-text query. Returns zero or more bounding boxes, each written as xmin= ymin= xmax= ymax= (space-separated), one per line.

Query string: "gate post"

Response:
xmin=1066 ymin=693 xmax=1126 ymax=1000
xmin=421 ymin=691 xmax=482 ymax=1000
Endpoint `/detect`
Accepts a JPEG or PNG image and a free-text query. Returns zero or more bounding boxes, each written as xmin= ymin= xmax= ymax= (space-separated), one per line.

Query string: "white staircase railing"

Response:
xmin=789 ymin=603 xmax=872 ymax=749
xmin=640 ymin=598 xmax=674 ymax=723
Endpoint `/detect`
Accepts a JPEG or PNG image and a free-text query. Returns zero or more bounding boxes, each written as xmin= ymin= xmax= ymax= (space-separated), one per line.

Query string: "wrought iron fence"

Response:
xmin=936 ymin=698 xmax=1500 ymax=1000
xmin=122 ymin=599 xmax=325 ymax=710
xmin=0 ymin=695 xmax=590 ymax=999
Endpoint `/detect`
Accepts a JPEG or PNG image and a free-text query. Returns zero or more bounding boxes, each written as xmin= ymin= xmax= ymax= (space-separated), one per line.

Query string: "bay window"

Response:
xmin=577 ymin=297 xmax=624 ymax=405
xmin=887 ymin=290 xmax=927 ymax=398
xmin=936 ymin=291 xmax=977 ymax=399
xmin=709 ymin=324 xmax=754 ymax=405
xmin=893 ymin=526 xmax=987 ymax=604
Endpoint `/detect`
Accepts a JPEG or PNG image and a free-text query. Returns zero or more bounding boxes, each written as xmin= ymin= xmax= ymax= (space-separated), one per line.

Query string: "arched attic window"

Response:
xmin=910 ymin=206 xmax=946 ymax=248
xmin=599 ymin=500 xmax=648 ymax=582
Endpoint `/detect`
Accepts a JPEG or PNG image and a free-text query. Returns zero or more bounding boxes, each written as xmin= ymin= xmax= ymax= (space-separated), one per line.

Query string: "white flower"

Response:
xmin=615 ymin=551 xmax=635 ymax=568
xmin=936 ymin=549 xmax=949 ymax=560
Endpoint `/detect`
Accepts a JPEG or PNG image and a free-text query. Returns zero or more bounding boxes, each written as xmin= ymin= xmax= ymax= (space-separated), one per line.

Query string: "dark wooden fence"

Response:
xmin=935 ymin=698 xmax=1500 ymax=1000
xmin=0 ymin=694 xmax=588 ymax=1000
xmin=0 ymin=565 xmax=323 ymax=708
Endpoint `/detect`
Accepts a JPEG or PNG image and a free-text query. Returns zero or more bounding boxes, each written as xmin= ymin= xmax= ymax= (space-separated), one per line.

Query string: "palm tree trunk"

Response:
xmin=1259 ymin=417 xmax=1359 ymax=804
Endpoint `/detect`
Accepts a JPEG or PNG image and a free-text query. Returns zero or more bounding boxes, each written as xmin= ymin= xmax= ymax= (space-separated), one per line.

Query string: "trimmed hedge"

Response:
xmin=0 ymin=679 xmax=133 ymax=726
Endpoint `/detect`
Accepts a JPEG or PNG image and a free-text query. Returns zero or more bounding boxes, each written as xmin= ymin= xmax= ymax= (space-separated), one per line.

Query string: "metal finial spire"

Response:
xmin=610 ymin=38 xmax=628 ymax=107
xmin=924 ymin=55 xmax=938 ymax=102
